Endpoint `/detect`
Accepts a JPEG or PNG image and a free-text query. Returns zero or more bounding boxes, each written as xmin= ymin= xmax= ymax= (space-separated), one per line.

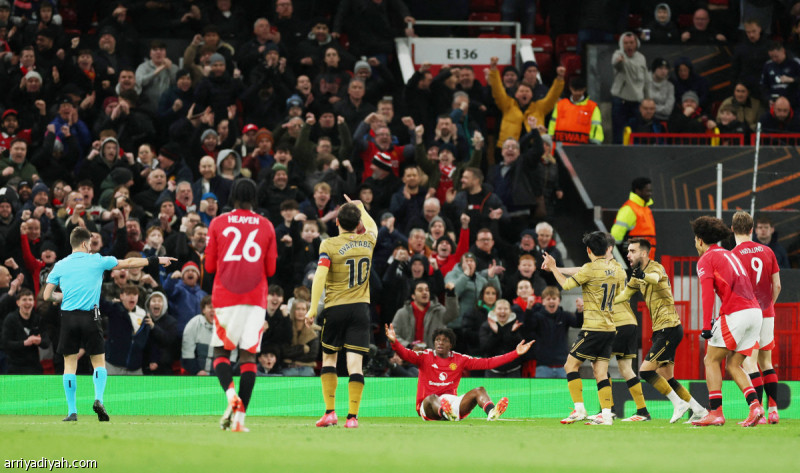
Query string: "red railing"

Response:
xmin=751 ymin=133 xmax=800 ymax=146
xmin=626 ymin=132 xmax=744 ymax=146
xmin=639 ymin=255 xmax=800 ymax=380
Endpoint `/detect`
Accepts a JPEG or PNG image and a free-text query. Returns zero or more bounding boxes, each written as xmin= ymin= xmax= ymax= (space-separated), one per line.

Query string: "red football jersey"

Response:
xmin=697 ymin=245 xmax=760 ymax=330
xmin=733 ymin=241 xmax=779 ymax=318
xmin=205 ymin=209 xmax=277 ymax=309
xmin=391 ymin=341 xmax=518 ymax=411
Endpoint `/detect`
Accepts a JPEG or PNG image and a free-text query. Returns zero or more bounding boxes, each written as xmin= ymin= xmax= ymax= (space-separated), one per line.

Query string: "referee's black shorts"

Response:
xmin=58 ymin=309 xmax=105 ymax=356
xmin=320 ymin=303 xmax=370 ymax=355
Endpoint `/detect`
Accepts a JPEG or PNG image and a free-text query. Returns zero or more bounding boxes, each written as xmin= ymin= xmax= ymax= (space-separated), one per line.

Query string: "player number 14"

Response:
xmin=222 ymin=227 xmax=262 ymax=263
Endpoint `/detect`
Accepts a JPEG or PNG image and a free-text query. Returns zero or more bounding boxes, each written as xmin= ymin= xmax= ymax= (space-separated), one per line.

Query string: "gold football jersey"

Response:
xmin=562 ymin=258 xmax=621 ymax=332
xmin=627 ymin=260 xmax=680 ymax=331
xmin=318 ymin=231 xmax=377 ymax=307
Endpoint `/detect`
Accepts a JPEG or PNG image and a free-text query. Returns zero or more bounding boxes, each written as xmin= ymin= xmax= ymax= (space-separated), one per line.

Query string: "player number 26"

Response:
xmin=222 ymin=227 xmax=262 ymax=263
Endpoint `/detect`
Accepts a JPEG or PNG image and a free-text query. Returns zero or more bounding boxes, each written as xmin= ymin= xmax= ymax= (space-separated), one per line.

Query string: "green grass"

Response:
xmin=2 ymin=416 xmax=799 ymax=473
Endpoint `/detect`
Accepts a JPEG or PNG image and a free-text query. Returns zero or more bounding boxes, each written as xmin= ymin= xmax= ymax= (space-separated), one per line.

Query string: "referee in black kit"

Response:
xmin=43 ymin=227 xmax=175 ymax=421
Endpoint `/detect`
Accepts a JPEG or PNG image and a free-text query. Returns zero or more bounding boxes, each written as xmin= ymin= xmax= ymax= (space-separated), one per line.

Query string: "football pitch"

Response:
xmin=2 ymin=416 xmax=798 ymax=473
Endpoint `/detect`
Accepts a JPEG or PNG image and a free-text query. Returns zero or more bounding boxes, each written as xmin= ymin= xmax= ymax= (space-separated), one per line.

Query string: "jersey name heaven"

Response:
xmin=227 ymin=215 xmax=261 ymax=225
xmin=338 ymin=240 xmax=374 ymax=255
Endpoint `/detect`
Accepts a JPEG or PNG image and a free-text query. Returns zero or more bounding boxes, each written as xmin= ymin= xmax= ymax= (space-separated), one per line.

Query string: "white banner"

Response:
xmin=411 ymin=38 xmax=516 ymax=65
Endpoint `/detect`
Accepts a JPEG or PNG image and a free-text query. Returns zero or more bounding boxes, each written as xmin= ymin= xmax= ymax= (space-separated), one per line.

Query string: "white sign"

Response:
xmin=411 ymin=38 xmax=516 ymax=65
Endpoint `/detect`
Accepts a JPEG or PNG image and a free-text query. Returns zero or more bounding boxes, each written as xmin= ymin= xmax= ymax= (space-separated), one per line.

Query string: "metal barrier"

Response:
xmin=752 ymin=133 xmax=800 ymax=146
xmin=624 ymin=130 xmax=744 ymax=146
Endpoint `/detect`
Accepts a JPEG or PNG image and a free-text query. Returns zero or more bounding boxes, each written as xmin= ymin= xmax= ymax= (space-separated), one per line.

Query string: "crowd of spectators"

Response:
xmin=0 ymin=1 xmax=796 ymax=378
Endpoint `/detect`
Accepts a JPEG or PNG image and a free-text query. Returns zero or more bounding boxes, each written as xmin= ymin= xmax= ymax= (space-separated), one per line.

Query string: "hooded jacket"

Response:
xmin=478 ymin=309 xmax=522 ymax=373
xmin=215 ymin=149 xmax=243 ymax=179
xmin=162 ymin=277 xmax=208 ymax=334
xmin=671 ymin=57 xmax=710 ymax=111
xmin=143 ymin=291 xmax=180 ymax=374
xmin=643 ymin=3 xmax=679 ymax=44
xmin=611 ymin=33 xmax=648 ymax=102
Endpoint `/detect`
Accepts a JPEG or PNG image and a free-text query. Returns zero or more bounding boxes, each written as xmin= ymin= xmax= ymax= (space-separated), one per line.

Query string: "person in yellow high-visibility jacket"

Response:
xmin=548 ymin=76 xmax=604 ymax=145
xmin=610 ymin=177 xmax=656 ymax=259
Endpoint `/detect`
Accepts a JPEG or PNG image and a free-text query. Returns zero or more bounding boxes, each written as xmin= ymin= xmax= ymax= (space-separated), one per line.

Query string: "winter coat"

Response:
xmin=392 ymin=295 xmax=459 ymax=348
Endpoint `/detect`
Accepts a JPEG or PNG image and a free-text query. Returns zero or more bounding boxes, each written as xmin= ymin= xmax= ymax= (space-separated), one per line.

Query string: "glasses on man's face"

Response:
xmin=477 ymin=237 xmax=493 ymax=242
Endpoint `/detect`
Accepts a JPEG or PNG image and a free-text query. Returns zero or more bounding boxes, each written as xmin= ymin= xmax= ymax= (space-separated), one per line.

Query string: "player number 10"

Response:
xmin=222 ymin=227 xmax=262 ymax=263
xmin=345 ymin=257 xmax=370 ymax=288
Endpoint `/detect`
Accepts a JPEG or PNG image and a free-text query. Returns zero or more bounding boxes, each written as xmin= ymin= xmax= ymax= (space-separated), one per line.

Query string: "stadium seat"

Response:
xmin=534 ymin=52 xmax=553 ymax=79
xmin=60 ymin=7 xmax=78 ymax=28
xmin=338 ymin=33 xmax=350 ymax=49
xmin=559 ymin=52 xmax=582 ymax=78
xmin=555 ymin=34 xmax=578 ymax=59
xmin=678 ymin=14 xmax=693 ymax=29
xmin=469 ymin=0 xmax=500 ymax=12
xmin=478 ymin=33 xmax=511 ymax=39
xmin=525 ymin=34 xmax=553 ymax=54
xmin=468 ymin=12 xmax=502 ymax=36
xmin=627 ymin=14 xmax=642 ymax=30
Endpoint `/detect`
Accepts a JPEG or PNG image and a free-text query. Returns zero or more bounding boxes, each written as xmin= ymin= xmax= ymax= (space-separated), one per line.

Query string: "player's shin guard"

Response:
xmin=92 ymin=367 xmax=107 ymax=403
xmin=667 ymin=377 xmax=691 ymax=402
xmin=238 ymin=363 xmax=256 ymax=411
xmin=626 ymin=377 xmax=648 ymax=414
xmin=348 ymin=374 xmax=364 ymax=419
xmin=597 ymin=379 xmax=613 ymax=410
xmin=749 ymin=372 xmax=764 ymax=403
xmin=567 ymin=371 xmax=584 ymax=404
xmin=63 ymin=374 xmax=77 ymax=415
xmin=320 ymin=366 xmax=337 ymax=413
xmin=213 ymin=357 xmax=235 ymax=395
xmin=762 ymin=369 xmax=779 ymax=406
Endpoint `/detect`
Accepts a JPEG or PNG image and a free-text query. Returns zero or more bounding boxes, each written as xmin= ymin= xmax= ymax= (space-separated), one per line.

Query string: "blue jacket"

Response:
xmin=50 ymin=116 xmax=91 ymax=159
xmin=101 ymin=299 xmax=150 ymax=370
xmin=162 ymin=278 xmax=207 ymax=333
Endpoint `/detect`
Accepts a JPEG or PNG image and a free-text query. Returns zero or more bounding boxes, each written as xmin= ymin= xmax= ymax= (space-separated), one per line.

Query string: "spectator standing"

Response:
xmin=391 ymin=280 xmax=458 ymax=349
xmin=548 ymin=76 xmax=604 ymax=145
xmin=732 ymin=20 xmax=770 ymax=91
xmin=611 ymin=32 xmax=648 ymax=144
xmin=646 ymin=58 xmax=675 ymax=122
xmin=1 ymin=288 xmax=49 ymax=374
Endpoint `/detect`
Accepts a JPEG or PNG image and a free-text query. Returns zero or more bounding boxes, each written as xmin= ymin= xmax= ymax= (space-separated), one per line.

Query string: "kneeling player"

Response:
xmin=385 ymin=324 xmax=533 ymax=421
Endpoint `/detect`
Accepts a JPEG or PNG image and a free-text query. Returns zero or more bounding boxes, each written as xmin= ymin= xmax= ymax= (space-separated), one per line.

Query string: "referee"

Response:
xmin=43 ymin=227 xmax=175 ymax=422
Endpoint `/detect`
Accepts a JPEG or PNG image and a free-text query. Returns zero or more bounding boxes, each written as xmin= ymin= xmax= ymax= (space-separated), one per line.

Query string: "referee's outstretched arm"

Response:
xmin=114 ymin=255 xmax=177 ymax=270
xmin=42 ymin=256 xmax=175 ymax=303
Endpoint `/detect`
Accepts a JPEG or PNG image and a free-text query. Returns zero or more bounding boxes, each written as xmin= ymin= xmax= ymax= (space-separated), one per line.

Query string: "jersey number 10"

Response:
xmin=345 ymin=257 xmax=371 ymax=288
xmin=222 ymin=227 xmax=262 ymax=263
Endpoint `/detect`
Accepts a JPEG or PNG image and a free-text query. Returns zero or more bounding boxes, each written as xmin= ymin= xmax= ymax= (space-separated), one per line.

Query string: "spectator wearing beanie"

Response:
xmin=193 ymin=52 xmax=244 ymax=122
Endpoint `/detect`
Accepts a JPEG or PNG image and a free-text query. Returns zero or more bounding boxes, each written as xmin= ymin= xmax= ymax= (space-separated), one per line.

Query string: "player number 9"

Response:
xmin=750 ymin=257 xmax=763 ymax=284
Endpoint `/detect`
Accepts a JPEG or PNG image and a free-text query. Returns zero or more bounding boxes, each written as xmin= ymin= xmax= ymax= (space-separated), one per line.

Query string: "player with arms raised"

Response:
xmin=385 ymin=324 xmax=533 ymax=421
xmin=731 ymin=211 xmax=782 ymax=424
xmin=306 ymin=195 xmax=376 ymax=429
xmin=691 ymin=216 xmax=763 ymax=427
xmin=205 ymin=179 xmax=277 ymax=432
xmin=615 ymin=237 xmax=708 ymax=423
xmin=542 ymin=231 xmax=621 ymax=426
